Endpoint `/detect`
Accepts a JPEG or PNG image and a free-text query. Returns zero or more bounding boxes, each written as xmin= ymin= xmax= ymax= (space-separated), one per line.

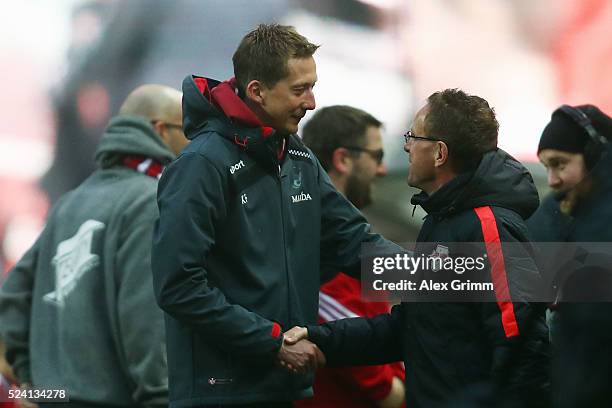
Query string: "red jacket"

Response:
xmin=295 ymin=273 xmax=405 ymax=408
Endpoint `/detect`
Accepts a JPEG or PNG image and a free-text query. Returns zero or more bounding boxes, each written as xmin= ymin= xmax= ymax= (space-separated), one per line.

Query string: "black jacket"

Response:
xmin=528 ymin=144 xmax=612 ymax=407
xmin=151 ymin=76 xmax=396 ymax=406
xmin=308 ymin=149 xmax=550 ymax=408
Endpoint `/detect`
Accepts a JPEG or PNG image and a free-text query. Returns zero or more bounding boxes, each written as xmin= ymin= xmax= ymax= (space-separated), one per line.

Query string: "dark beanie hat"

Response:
xmin=538 ymin=108 xmax=588 ymax=154
xmin=538 ymin=105 xmax=612 ymax=154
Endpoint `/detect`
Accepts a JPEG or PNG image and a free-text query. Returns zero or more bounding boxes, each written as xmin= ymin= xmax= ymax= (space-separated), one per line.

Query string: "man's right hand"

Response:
xmin=282 ymin=326 xmax=309 ymax=345
xmin=277 ymin=337 xmax=325 ymax=374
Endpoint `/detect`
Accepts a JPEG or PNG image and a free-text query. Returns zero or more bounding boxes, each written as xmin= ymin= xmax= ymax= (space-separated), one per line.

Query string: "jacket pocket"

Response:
xmin=193 ymin=338 xmax=235 ymax=397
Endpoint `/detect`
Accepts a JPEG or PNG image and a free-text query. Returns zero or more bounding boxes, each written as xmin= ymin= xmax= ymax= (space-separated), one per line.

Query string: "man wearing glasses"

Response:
xmin=284 ymin=89 xmax=550 ymax=407
xmin=299 ymin=105 xmax=405 ymax=408
xmin=302 ymin=105 xmax=386 ymax=209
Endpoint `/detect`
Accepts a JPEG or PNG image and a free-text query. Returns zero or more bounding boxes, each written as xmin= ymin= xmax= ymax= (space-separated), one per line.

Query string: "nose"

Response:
xmin=547 ymin=171 xmax=561 ymax=189
xmin=303 ymin=89 xmax=315 ymax=110
xmin=376 ymin=162 xmax=388 ymax=177
xmin=404 ymin=141 xmax=411 ymax=154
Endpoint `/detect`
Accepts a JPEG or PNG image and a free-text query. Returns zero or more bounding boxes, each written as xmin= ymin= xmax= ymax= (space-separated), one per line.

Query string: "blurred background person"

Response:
xmin=530 ymin=105 xmax=612 ymax=239
xmin=298 ymin=105 xmax=405 ymax=408
xmin=528 ymin=104 xmax=612 ymax=407
xmin=0 ymin=84 xmax=187 ymax=408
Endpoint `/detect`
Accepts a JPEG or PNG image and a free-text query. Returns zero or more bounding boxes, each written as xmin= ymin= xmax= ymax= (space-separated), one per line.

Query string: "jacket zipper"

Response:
xmin=277 ymin=162 xmax=292 ymax=327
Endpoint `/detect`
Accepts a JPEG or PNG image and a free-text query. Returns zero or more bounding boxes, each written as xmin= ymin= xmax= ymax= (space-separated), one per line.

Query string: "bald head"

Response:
xmin=120 ymin=84 xmax=188 ymax=155
xmin=120 ymin=84 xmax=182 ymax=120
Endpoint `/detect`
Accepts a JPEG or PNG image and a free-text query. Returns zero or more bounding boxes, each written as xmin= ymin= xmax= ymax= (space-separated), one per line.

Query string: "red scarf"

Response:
xmin=122 ymin=155 xmax=164 ymax=179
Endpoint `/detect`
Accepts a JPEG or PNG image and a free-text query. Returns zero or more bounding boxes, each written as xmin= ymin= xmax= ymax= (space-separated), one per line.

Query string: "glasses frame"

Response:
xmin=151 ymin=120 xmax=183 ymax=130
xmin=342 ymin=146 xmax=384 ymax=165
xmin=404 ymin=130 xmax=443 ymax=144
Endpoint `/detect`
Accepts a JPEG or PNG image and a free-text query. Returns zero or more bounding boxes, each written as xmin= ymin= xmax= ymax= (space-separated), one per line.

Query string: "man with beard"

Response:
xmin=528 ymin=104 xmax=612 ymax=407
xmin=298 ymin=106 xmax=405 ymax=408
xmin=529 ymin=105 xmax=612 ymax=239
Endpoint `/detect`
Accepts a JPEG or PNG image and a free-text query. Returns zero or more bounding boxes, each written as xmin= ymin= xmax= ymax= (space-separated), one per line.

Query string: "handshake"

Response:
xmin=277 ymin=326 xmax=326 ymax=374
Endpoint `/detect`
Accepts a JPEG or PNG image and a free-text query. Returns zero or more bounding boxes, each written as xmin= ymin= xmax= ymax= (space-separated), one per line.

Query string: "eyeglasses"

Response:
xmin=404 ymin=130 xmax=442 ymax=144
xmin=343 ymin=146 xmax=384 ymax=164
xmin=151 ymin=120 xmax=183 ymax=130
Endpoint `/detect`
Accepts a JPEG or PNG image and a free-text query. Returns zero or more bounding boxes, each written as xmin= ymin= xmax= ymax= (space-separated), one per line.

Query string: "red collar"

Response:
xmin=193 ymin=77 xmax=275 ymax=141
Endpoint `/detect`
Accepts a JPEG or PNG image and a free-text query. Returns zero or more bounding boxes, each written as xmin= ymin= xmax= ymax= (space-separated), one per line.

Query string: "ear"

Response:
xmin=245 ymin=80 xmax=265 ymax=105
xmin=153 ymin=122 xmax=170 ymax=145
xmin=331 ymin=147 xmax=353 ymax=175
xmin=434 ymin=141 xmax=449 ymax=168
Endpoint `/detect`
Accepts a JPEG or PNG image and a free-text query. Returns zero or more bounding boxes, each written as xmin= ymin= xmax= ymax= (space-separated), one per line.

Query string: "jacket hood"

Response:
xmin=412 ymin=148 xmax=539 ymax=220
xmin=95 ymin=115 xmax=175 ymax=167
xmin=182 ymin=75 xmax=276 ymax=144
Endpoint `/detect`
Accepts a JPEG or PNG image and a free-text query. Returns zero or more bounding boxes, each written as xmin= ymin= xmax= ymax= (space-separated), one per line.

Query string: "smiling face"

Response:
xmin=258 ymin=56 xmax=317 ymax=135
xmin=538 ymin=148 xmax=586 ymax=194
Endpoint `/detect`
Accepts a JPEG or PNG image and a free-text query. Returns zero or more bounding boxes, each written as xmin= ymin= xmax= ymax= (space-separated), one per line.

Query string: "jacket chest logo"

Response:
xmin=291 ymin=191 xmax=312 ymax=203
xmin=229 ymin=159 xmax=245 ymax=174
xmin=292 ymin=168 xmax=302 ymax=189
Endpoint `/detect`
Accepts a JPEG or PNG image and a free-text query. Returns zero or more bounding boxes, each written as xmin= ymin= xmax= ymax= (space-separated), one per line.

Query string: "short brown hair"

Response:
xmin=302 ymin=105 xmax=381 ymax=171
xmin=425 ymin=89 xmax=499 ymax=172
xmin=232 ymin=24 xmax=319 ymax=93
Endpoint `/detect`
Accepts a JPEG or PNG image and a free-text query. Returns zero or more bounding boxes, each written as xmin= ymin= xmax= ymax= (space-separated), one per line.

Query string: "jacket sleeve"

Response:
xmin=318 ymin=276 xmax=405 ymax=402
xmin=473 ymin=207 xmax=550 ymax=396
xmin=316 ymin=159 xmax=403 ymax=279
xmin=115 ymin=207 xmax=168 ymax=408
xmin=307 ymin=304 xmax=403 ymax=367
xmin=0 ymin=236 xmax=40 ymax=384
xmin=152 ymin=152 xmax=282 ymax=361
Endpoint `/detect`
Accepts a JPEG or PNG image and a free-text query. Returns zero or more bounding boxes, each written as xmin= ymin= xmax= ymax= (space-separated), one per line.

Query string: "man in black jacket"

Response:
xmin=528 ymin=105 xmax=612 ymax=407
xmin=528 ymin=104 xmax=612 ymax=242
xmin=284 ymin=89 xmax=550 ymax=407
xmin=152 ymin=24 xmax=397 ymax=407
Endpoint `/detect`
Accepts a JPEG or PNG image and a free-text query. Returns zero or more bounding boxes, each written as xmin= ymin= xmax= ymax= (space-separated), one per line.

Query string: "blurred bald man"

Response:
xmin=0 ymin=84 xmax=186 ymax=408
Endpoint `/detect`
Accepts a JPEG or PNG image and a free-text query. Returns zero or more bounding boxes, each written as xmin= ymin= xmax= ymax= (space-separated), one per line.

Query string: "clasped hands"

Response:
xmin=277 ymin=326 xmax=326 ymax=374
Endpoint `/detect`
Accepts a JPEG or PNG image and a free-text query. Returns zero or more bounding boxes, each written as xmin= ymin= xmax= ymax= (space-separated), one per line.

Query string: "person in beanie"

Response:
xmin=530 ymin=104 xmax=612 ymax=237
xmin=528 ymin=105 xmax=612 ymax=407
xmin=0 ymin=84 xmax=187 ymax=408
